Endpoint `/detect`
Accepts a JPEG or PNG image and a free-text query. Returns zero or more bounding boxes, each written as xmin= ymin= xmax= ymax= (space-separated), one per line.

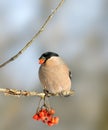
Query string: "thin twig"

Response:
xmin=0 ymin=88 xmax=74 ymax=98
xmin=0 ymin=0 xmax=64 ymax=68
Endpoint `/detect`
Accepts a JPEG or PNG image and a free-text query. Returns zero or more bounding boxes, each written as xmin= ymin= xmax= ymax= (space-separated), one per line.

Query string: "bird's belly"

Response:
xmin=39 ymin=67 xmax=71 ymax=94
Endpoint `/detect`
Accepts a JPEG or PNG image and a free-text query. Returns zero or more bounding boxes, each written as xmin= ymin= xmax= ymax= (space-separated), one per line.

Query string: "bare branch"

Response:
xmin=0 ymin=88 xmax=74 ymax=98
xmin=0 ymin=88 xmax=45 ymax=98
xmin=0 ymin=0 xmax=64 ymax=68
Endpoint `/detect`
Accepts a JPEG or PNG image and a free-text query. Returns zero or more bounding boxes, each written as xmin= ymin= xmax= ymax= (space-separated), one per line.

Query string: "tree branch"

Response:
xmin=0 ymin=0 xmax=64 ymax=68
xmin=0 ymin=88 xmax=74 ymax=98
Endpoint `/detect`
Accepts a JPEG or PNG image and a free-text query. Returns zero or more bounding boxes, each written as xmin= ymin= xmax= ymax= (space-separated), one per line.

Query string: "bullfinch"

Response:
xmin=38 ymin=52 xmax=72 ymax=96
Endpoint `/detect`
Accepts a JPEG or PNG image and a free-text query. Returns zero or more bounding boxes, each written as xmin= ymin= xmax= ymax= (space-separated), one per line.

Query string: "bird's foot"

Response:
xmin=43 ymin=89 xmax=54 ymax=97
xmin=59 ymin=90 xmax=75 ymax=97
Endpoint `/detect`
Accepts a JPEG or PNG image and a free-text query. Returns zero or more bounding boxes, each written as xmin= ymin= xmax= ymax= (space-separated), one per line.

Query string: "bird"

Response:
xmin=38 ymin=52 xmax=72 ymax=96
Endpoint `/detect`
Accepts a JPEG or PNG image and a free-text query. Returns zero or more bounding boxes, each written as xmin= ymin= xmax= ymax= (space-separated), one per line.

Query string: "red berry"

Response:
xmin=49 ymin=109 xmax=55 ymax=115
xmin=41 ymin=108 xmax=47 ymax=113
xmin=47 ymin=113 xmax=52 ymax=117
xmin=40 ymin=116 xmax=45 ymax=121
xmin=39 ymin=111 xmax=45 ymax=118
xmin=46 ymin=114 xmax=53 ymax=122
xmin=53 ymin=117 xmax=59 ymax=124
xmin=50 ymin=117 xmax=55 ymax=124
xmin=47 ymin=121 xmax=54 ymax=126
xmin=33 ymin=114 xmax=40 ymax=120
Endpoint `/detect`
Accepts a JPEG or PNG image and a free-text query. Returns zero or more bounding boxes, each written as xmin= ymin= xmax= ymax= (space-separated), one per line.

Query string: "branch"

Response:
xmin=0 ymin=88 xmax=74 ymax=98
xmin=0 ymin=0 xmax=64 ymax=68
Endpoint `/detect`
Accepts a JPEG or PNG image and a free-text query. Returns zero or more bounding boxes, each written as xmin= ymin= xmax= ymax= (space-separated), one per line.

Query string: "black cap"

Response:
xmin=39 ymin=52 xmax=59 ymax=61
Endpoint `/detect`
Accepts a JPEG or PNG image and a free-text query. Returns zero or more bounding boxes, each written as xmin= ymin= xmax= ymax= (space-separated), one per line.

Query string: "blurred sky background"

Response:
xmin=0 ymin=0 xmax=108 ymax=130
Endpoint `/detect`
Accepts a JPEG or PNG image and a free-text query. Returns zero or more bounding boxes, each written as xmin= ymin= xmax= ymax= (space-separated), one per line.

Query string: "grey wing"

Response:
xmin=69 ymin=71 xmax=72 ymax=80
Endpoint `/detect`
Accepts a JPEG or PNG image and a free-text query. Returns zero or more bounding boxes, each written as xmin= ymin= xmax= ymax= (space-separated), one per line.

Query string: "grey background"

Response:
xmin=0 ymin=0 xmax=108 ymax=130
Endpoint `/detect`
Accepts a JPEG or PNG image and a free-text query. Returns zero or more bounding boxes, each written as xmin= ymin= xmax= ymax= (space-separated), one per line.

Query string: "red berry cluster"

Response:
xmin=33 ymin=108 xmax=59 ymax=126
